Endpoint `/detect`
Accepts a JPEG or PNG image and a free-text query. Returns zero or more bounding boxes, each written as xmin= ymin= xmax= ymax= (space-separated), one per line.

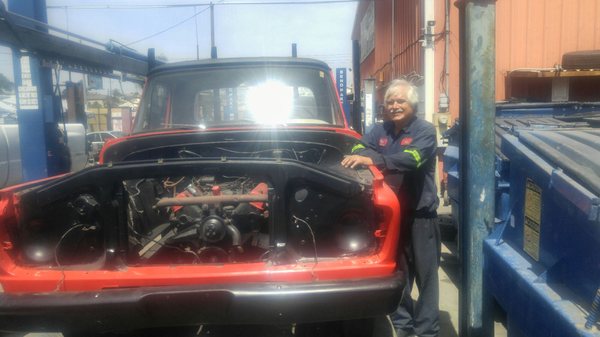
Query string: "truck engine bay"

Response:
xmin=12 ymin=141 xmax=377 ymax=270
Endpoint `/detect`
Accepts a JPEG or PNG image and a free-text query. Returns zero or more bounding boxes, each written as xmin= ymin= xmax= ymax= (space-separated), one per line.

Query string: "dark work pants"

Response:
xmin=391 ymin=216 xmax=441 ymax=337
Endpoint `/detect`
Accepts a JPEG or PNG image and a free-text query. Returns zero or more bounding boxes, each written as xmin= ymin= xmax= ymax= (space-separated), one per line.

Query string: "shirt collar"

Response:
xmin=383 ymin=116 xmax=417 ymax=136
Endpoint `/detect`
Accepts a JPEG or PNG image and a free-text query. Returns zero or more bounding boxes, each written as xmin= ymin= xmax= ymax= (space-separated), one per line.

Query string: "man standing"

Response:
xmin=341 ymin=79 xmax=440 ymax=337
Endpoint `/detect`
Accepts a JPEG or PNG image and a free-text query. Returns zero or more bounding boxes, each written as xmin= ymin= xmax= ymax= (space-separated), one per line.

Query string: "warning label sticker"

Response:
xmin=523 ymin=179 xmax=542 ymax=261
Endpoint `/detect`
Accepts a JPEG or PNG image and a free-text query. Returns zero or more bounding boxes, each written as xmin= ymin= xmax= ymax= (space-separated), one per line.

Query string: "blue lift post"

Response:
xmin=1 ymin=0 xmax=154 ymax=183
xmin=459 ymin=1 xmax=495 ymax=336
xmin=8 ymin=0 xmax=58 ymax=181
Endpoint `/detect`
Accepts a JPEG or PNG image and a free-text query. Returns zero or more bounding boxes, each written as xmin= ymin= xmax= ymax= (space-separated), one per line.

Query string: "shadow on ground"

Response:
xmin=438 ymin=311 xmax=459 ymax=337
xmin=440 ymin=241 xmax=460 ymax=287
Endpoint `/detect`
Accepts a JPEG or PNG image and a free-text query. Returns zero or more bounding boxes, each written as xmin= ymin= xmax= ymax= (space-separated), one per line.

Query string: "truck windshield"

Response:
xmin=133 ymin=65 xmax=345 ymax=132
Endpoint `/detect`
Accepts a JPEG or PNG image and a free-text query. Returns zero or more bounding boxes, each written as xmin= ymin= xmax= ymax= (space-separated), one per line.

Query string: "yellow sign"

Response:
xmin=523 ymin=179 xmax=542 ymax=260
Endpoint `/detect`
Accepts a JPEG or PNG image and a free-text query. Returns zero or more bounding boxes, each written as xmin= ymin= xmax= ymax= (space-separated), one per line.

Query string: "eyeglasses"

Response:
xmin=386 ymin=99 xmax=407 ymax=105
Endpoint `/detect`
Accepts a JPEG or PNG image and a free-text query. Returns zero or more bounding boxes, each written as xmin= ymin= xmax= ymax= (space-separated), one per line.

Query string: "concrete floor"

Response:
xmin=384 ymin=239 xmax=506 ymax=337
xmin=438 ymin=241 xmax=461 ymax=337
xmin=437 ymin=241 xmax=507 ymax=337
xmin=436 ymin=208 xmax=508 ymax=337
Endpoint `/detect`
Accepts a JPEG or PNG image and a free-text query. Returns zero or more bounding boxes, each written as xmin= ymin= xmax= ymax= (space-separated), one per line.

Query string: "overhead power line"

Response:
xmin=45 ymin=0 xmax=358 ymax=53
xmin=121 ymin=0 xmax=356 ymax=47
xmin=126 ymin=5 xmax=211 ymax=46
xmin=47 ymin=0 xmax=358 ymax=10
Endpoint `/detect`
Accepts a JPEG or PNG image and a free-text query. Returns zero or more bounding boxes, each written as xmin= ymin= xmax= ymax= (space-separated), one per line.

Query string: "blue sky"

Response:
xmin=0 ymin=0 xmax=358 ymax=90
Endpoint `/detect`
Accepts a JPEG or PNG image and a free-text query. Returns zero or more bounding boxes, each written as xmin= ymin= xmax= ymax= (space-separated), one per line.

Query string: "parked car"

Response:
xmin=0 ymin=123 xmax=87 ymax=189
xmin=0 ymin=58 xmax=403 ymax=335
xmin=86 ymin=130 xmax=123 ymax=162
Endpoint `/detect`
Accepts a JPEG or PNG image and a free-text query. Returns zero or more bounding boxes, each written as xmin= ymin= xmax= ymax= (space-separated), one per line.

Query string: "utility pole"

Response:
xmin=195 ymin=6 xmax=200 ymax=60
xmin=459 ymin=0 xmax=495 ymax=336
xmin=423 ymin=0 xmax=435 ymax=123
xmin=210 ymin=2 xmax=217 ymax=59
xmin=107 ymin=79 xmax=112 ymax=131
xmin=64 ymin=6 xmax=72 ymax=82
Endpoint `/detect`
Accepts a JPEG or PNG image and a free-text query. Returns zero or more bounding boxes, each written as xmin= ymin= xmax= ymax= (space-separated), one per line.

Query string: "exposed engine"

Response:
xmin=15 ymin=154 xmax=377 ymax=268
xmin=125 ymin=175 xmax=271 ymax=264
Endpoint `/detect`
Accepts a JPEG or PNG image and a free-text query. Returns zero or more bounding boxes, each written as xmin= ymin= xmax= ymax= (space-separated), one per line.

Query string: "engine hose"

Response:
xmin=226 ymin=224 xmax=243 ymax=253
xmin=586 ymin=286 xmax=600 ymax=329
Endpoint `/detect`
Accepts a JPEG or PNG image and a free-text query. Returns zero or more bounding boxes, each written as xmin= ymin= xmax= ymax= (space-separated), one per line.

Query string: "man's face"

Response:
xmin=385 ymin=86 xmax=415 ymax=126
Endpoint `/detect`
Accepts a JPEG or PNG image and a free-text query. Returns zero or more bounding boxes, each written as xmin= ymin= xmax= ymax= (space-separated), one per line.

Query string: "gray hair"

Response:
xmin=384 ymin=79 xmax=419 ymax=111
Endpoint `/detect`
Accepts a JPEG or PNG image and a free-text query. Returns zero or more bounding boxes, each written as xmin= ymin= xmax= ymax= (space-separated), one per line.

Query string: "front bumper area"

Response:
xmin=0 ymin=273 xmax=404 ymax=333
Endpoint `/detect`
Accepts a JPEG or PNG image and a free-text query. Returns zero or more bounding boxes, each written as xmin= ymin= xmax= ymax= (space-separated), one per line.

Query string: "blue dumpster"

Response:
xmin=485 ymin=127 xmax=600 ymax=337
xmin=443 ymin=102 xmax=599 ymax=227
xmin=443 ymin=102 xmax=600 ymax=336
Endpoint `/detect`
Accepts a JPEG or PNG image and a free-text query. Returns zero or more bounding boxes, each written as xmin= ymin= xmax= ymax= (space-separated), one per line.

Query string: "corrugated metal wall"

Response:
xmin=496 ymin=0 xmax=600 ymax=99
xmin=355 ymin=0 xmax=600 ymax=120
xmin=391 ymin=0 xmax=422 ymax=81
xmin=355 ymin=0 xmax=460 ymax=122
xmin=358 ymin=0 xmax=423 ymax=101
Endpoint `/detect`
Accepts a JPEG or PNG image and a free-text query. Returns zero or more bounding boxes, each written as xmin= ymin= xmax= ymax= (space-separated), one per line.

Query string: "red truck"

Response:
xmin=0 ymin=57 xmax=403 ymax=335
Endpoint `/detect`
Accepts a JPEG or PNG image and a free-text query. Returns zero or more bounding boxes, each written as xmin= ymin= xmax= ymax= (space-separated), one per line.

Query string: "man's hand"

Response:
xmin=341 ymin=155 xmax=374 ymax=169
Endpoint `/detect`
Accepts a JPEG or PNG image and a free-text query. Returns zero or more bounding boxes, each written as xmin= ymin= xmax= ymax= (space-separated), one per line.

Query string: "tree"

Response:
xmin=112 ymin=88 xmax=124 ymax=99
xmin=107 ymin=89 xmax=124 ymax=108
xmin=89 ymin=101 xmax=103 ymax=109
xmin=0 ymin=74 xmax=14 ymax=94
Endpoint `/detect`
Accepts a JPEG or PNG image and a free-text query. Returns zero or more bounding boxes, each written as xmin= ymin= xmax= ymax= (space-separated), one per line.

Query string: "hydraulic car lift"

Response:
xmin=0 ymin=0 xmax=154 ymax=183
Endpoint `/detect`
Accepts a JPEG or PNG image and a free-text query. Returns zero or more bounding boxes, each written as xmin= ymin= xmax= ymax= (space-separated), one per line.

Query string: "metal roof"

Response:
xmin=0 ymin=10 xmax=148 ymax=76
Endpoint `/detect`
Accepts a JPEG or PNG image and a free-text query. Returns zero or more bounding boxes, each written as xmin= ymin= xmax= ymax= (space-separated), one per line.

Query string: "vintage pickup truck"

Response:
xmin=0 ymin=57 xmax=403 ymax=335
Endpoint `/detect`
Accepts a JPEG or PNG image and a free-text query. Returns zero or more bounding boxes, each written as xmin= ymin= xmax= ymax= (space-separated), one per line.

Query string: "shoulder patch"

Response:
xmin=401 ymin=137 xmax=413 ymax=146
xmin=379 ymin=137 xmax=388 ymax=147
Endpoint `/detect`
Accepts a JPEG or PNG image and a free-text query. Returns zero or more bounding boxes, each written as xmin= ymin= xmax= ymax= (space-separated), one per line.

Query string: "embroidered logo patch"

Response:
xmin=379 ymin=137 xmax=388 ymax=147
xmin=401 ymin=137 xmax=413 ymax=146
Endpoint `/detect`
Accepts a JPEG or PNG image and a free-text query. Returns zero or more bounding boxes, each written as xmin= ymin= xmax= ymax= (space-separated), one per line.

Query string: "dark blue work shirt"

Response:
xmin=355 ymin=118 xmax=439 ymax=215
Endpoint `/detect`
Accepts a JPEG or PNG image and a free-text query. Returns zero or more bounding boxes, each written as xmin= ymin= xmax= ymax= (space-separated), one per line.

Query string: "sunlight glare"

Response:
xmin=247 ymin=81 xmax=293 ymax=124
